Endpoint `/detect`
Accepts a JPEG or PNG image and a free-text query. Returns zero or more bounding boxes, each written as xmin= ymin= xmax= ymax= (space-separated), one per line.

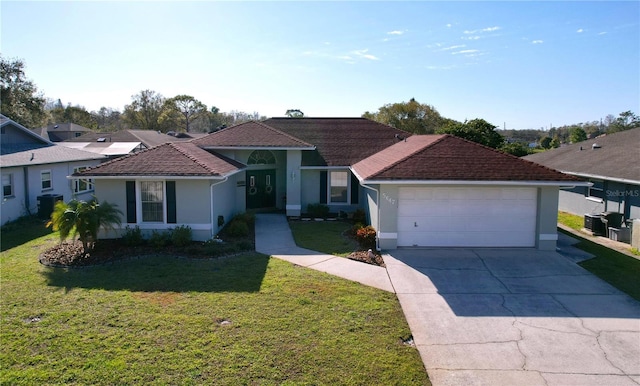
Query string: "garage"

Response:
xmin=397 ymin=186 xmax=537 ymax=247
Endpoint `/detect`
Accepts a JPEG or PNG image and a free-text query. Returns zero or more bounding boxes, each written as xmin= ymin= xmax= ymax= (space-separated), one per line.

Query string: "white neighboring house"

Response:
xmin=1 ymin=115 xmax=107 ymax=225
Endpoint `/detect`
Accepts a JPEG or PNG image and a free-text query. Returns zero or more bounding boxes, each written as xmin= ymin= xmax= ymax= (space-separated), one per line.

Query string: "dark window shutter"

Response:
xmin=319 ymin=171 xmax=327 ymax=204
xmin=125 ymin=181 xmax=136 ymax=223
xmin=350 ymin=173 xmax=359 ymax=204
xmin=166 ymin=181 xmax=177 ymax=224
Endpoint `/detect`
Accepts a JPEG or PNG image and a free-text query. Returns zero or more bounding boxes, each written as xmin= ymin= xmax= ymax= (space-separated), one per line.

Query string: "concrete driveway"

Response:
xmin=384 ymin=249 xmax=640 ymax=386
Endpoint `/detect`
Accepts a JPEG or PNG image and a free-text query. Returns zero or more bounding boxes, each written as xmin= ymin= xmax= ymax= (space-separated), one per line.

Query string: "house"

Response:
xmin=32 ymin=122 xmax=92 ymax=142
xmin=1 ymin=116 xmax=107 ymax=225
xmin=524 ymin=128 xmax=640 ymax=221
xmin=74 ymin=118 xmax=584 ymax=250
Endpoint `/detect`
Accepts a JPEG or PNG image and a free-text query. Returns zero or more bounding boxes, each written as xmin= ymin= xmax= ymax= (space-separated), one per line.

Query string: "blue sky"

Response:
xmin=2 ymin=1 xmax=638 ymax=129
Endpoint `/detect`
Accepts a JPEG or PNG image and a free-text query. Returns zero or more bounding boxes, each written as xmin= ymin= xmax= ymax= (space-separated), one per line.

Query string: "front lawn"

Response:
xmin=288 ymin=220 xmax=360 ymax=257
xmin=0 ymin=230 xmax=429 ymax=384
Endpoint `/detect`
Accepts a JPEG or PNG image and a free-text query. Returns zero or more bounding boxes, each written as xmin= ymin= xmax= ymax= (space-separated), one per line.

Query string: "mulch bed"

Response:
xmin=346 ymin=250 xmax=385 ymax=267
xmin=40 ymin=240 xmax=176 ymax=267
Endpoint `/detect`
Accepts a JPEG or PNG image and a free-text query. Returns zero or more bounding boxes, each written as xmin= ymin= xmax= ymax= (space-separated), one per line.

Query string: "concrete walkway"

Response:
xmin=254 ymin=214 xmax=394 ymax=292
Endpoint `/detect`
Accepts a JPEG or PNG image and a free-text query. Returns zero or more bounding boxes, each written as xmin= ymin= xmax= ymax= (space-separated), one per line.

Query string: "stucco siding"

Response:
xmin=537 ymin=186 xmax=560 ymax=250
xmin=1 ymin=167 xmax=26 ymax=225
xmin=300 ymin=170 xmax=320 ymax=212
xmin=559 ymin=181 xmax=640 ymax=220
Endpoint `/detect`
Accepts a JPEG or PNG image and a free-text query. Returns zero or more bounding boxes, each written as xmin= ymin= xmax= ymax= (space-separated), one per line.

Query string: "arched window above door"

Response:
xmin=247 ymin=150 xmax=276 ymax=165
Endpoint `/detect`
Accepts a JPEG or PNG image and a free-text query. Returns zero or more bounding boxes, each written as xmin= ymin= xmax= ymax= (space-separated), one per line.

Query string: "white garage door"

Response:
xmin=397 ymin=187 xmax=537 ymax=247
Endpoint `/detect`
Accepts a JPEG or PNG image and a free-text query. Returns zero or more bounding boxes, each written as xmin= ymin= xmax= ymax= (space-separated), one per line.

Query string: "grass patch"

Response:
xmin=1 ymin=230 xmax=428 ymax=384
xmin=558 ymin=229 xmax=640 ymax=301
xmin=558 ymin=211 xmax=584 ymax=231
xmin=1 ymin=215 xmax=53 ymax=252
xmin=288 ymin=220 xmax=360 ymax=257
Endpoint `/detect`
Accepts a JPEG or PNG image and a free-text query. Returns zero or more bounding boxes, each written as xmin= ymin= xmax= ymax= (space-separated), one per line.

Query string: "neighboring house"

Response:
xmin=74 ymin=118 xmax=583 ymax=250
xmin=32 ymin=123 xmax=92 ymax=142
xmin=1 ymin=116 xmax=107 ymax=225
xmin=524 ymin=128 xmax=640 ymax=221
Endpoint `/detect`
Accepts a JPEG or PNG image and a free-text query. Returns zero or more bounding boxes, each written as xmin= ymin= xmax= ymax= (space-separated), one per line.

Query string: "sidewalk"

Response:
xmin=254 ymin=213 xmax=394 ymax=292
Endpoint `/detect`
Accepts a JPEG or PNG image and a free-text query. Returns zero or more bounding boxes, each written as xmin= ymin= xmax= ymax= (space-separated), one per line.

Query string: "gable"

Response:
xmin=1 ymin=119 xmax=52 ymax=155
xmin=193 ymin=121 xmax=315 ymax=149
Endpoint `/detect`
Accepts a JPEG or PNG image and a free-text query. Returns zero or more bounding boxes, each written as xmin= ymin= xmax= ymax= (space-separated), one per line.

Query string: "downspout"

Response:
xmin=360 ymin=183 xmax=381 ymax=252
xmin=23 ymin=167 xmax=30 ymax=215
xmin=209 ymin=177 xmax=228 ymax=239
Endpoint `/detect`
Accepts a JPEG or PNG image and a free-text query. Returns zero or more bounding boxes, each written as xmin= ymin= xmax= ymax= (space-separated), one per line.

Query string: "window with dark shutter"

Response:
xmin=126 ymin=181 xmax=136 ymax=223
xmin=319 ymin=171 xmax=327 ymax=204
xmin=166 ymin=181 xmax=176 ymax=224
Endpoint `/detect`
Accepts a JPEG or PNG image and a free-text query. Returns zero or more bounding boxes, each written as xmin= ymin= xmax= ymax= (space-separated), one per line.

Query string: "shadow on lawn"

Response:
xmin=1 ymin=216 xmax=53 ymax=252
xmin=42 ymin=253 xmax=269 ymax=293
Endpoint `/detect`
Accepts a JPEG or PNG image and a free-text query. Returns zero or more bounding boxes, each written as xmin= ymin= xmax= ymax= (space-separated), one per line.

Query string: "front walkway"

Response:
xmin=254 ymin=214 xmax=394 ymax=292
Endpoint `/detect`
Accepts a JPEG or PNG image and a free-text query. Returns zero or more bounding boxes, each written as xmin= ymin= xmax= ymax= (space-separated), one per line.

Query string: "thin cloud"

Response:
xmin=446 ymin=23 xmax=452 ymax=28
xmin=462 ymin=36 xmax=481 ymax=41
xmin=532 ymin=40 xmax=544 ymax=44
xmin=387 ymin=30 xmax=406 ymax=35
xmin=577 ymin=28 xmax=584 ymax=33
xmin=483 ymin=26 xmax=500 ymax=32
xmin=351 ymin=49 xmax=380 ymax=61
xmin=464 ymin=26 xmax=501 ymax=35
xmin=452 ymin=49 xmax=479 ymax=55
xmin=598 ymin=31 xmax=607 ymax=35
xmin=440 ymin=44 xmax=466 ymax=51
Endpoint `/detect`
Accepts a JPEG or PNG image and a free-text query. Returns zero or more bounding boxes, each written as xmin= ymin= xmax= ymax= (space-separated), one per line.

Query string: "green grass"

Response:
xmin=558 ymin=211 xmax=584 ymax=231
xmin=1 ymin=231 xmax=429 ymax=384
xmin=557 ymin=229 xmax=640 ymax=301
xmin=288 ymin=220 xmax=360 ymax=257
xmin=1 ymin=215 xmax=53 ymax=252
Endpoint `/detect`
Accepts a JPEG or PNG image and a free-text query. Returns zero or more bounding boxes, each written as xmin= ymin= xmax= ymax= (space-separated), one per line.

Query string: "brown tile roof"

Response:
xmin=264 ymin=118 xmax=412 ymax=166
xmin=353 ymin=135 xmax=582 ymax=182
xmin=75 ymin=142 xmax=244 ymax=177
xmin=523 ymin=128 xmax=640 ymax=183
xmin=193 ymin=121 xmax=315 ymax=149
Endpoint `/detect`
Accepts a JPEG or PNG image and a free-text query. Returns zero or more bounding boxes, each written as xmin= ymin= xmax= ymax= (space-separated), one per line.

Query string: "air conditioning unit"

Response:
xmin=584 ymin=213 xmax=605 ymax=236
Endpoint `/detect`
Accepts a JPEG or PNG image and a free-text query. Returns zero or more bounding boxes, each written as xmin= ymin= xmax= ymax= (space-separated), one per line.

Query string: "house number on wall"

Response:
xmin=382 ymin=192 xmax=396 ymax=205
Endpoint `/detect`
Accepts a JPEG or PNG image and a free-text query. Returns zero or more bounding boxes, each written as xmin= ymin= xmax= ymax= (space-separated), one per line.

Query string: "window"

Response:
xmin=587 ymin=179 xmax=604 ymax=200
xmin=329 ymin=171 xmax=349 ymax=203
xmin=141 ymin=181 xmax=164 ymax=222
xmin=247 ymin=150 xmax=276 ymax=165
xmin=2 ymin=174 xmax=13 ymax=198
xmin=73 ymin=167 xmax=93 ymax=194
xmin=74 ymin=132 xmax=82 ymax=137
xmin=41 ymin=170 xmax=52 ymax=191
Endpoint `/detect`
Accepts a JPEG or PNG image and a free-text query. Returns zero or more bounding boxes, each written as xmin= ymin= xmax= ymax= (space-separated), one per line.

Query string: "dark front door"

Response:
xmin=246 ymin=169 xmax=276 ymax=209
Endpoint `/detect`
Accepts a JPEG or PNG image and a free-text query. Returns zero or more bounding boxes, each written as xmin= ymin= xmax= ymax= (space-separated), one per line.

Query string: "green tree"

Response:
xmin=540 ymin=136 xmax=552 ymax=149
xmin=569 ymin=127 xmax=587 ymax=143
xmin=47 ymin=198 xmax=122 ymax=254
xmin=48 ymin=104 xmax=98 ymax=129
xmin=123 ymin=89 xmax=167 ymax=131
xmin=551 ymin=136 xmax=561 ymax=148
xmin=362 ymin=98 xmax=448 ymax=134
xmin=0 ymin=56 xmax=48 ymax=128
xmin=165 ymin=95 xmax=207 ymax=132
xmin=285 ymin=109 xmax=304 ymax=118
xmin=608 ymin=110 xmax=640 ymax=133
xmin=92 ymin=107 xmax=124 ymax=132
xmin=437 ymin=118 xmax=505 ymax=149
xmin=501 ymin=142 xmax=531 ymax=157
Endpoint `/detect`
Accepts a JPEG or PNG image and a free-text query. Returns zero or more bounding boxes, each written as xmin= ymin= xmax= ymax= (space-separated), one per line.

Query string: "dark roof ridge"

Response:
xmin=201 ymin=120 xmax=315 ymax=148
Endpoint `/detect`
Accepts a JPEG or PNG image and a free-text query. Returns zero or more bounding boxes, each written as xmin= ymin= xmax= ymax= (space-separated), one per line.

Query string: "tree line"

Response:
xmin=1 ymin=56 xmax=265 ymax=133
xmin=2 ymin=55 xmax=637 ymax=156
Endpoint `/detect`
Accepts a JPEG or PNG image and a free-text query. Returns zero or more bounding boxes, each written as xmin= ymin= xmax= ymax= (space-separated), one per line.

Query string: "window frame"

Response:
xmin=139 ymin=180 xmax=165 ymax=223
xmin=2 ymin=173 xmax=14 ymax=198
xmin=73 ymin=167 xmax=94 ymax=194
xmin=41 ymin=170 xmax=52 ymax=191
xmin=328 ymin=170 xmax=350 ymax=204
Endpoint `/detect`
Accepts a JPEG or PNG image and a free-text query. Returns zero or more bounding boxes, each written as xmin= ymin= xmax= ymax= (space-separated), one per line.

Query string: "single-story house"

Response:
xmin=74 ymin=118 xmax=584 ymax=250
xmin=1 ymin=116 xmax=107 ymax=225
xmin=524 ymin=128 xmax=640 ymax=221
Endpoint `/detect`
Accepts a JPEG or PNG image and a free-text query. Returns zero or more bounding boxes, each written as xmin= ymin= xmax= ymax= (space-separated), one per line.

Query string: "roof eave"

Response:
xmin=561 ymin=171 xmax=640 ymax=186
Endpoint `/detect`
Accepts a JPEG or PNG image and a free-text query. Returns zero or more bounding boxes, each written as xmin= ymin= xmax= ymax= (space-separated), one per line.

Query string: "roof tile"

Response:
xmin=193 ymin=121 xmax=315 ymax=148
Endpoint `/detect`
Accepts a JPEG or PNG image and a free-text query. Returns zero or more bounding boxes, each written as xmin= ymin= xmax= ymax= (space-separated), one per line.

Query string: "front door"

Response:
xmin=246 ymin=169 xmax=276 ymax=209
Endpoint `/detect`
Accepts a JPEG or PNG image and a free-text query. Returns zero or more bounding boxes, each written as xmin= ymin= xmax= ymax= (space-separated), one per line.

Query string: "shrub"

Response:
xmin=307 ymin=203 xmax=329 ymax=218
xmin=149 ymin=230 xmax=171 ymax=250
xmin=121 ymin=225 xmax=144 ymax=247
xmin=355 ymin=225 xmax=377 ymax=250
xmin=352 ymin=209 xmax=366 ymax=224
xmin=234 ymin=212 xmax=255 ymax=226
xmin=348 ymin=222 xmax=364 ymax=237
xmin=171 ymin=225 xmax=192 ymax=247
xmin=226 ymin=220 xmax=249 ymax=237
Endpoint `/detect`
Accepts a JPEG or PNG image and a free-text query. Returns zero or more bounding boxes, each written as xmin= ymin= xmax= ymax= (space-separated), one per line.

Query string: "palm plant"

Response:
xmin=47 ymin=198 xmax=123 ymax=254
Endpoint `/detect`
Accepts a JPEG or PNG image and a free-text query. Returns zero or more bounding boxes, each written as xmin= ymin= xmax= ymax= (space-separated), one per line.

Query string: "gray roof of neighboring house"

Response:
xmin=64 ymin=130 xmax=205 ymax=148
xmin=523 ymin=128 xmax=640 ymax=184
xmin=1 ymin=144 xmax=107 ymax=168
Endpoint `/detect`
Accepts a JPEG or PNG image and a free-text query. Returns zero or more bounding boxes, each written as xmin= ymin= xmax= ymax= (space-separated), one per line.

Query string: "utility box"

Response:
xmin=584 ymin=213 xmax=605 ymax=236
xmin=37 ymin=194 xmax=63 ymax=219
